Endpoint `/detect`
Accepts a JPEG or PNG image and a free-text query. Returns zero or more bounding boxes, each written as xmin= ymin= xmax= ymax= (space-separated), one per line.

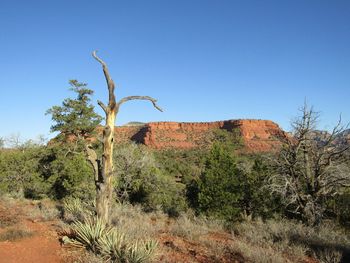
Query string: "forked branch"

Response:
xmin=117 ymin=96 xmax=163 ymax=112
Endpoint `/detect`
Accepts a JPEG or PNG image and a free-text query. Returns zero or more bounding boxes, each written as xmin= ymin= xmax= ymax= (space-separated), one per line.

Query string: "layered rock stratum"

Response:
xmin=112 ymin=119 xmax=287 ymax=153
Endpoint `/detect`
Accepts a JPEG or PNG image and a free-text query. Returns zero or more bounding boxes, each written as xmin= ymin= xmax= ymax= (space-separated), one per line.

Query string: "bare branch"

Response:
xmin=97 ymin=100 xmax=108 ymax=114
xmin=92 ymin=50 xmax=106 ymax=66
xmin=92 ymin=50 xmax=116 ymax=109
xmin=116 ymin=95 xmax=163 ymax=112
xmin=269 ymin=103 xmax=350 ymax=225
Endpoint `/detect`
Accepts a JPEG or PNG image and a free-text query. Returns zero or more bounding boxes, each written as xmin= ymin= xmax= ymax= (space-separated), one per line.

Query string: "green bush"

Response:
xmin=154 ymin=148 xmax=206 ymax=185
xmin=327 ymin=189 xmax=350 ymax=229
xmin=197 ymin=143 xmax=244 ymax=221
xmin=138 ymin=173 xmax=188 ymax=217
xmin=113 ymin=143 xmax=187 ymax=216
xmin=48 ymin=151 xmax=95 ymax=200
xmin=240 ymin=157 xmax=283 ymax=219
xmin=0 ymin=147 xmax=51 ymax=199
xmin=0 ymin=144 xmax=95 ymax=201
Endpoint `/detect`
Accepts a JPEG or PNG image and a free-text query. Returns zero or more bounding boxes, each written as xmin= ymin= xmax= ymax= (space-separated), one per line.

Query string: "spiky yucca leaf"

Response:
xmin=98 ymin=230 xmax=126 ymax=261
xmin=62 ymin=216 xmax=158 ymax=263
xmin=64 ymin=217 xmax=111 ymax=252
xmin=98 ymin=232 xmax=158 ymax=263
xmin=126 ymin=239 xmax=158 ymax=263
xmin=63 ymin=198 xmax=94 ymax=221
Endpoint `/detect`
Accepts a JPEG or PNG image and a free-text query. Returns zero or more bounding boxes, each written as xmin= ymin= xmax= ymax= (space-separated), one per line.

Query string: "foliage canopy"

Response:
xmin=46 ymin=80 xmax=102 ymax=139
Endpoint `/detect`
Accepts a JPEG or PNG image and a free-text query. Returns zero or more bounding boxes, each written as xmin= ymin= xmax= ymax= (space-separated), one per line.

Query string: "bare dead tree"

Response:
xmin=268 ymin=103 xmax=350 ymax=225
xmin=86 ymin=51 xmax=163 ymax=223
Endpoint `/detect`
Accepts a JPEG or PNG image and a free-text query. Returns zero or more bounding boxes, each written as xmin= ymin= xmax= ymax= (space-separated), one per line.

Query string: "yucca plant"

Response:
xmin=98 ymin=230 xmax=126 ymax=262
xmin=98 ymin=233 xmax=158 ymax=263
xmin=63 ymin=217 xmax=111 ymax=252
xmin=63 ymin=198 xmax=95 ymax=222
xmin=126 ymin=240 xmax=158 ymax=263
xmin=62 ymin=215 xmax=158 ymax=262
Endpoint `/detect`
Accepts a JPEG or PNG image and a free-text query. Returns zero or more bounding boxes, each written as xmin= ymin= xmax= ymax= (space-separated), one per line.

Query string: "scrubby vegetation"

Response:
xmin=0 ymin=82 xmax=349 ymax=262
xmin=1 ymin=126 xmax=349 ymax=262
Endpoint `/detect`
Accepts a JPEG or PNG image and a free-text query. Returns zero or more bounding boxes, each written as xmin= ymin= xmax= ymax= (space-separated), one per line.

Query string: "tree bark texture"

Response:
xmin=87 ymin=51 xmax=162 ymax=223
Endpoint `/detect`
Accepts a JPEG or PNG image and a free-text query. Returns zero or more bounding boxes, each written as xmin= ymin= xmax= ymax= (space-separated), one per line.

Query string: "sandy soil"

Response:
xmin=0 ymin=219 xmax=64 ymax=263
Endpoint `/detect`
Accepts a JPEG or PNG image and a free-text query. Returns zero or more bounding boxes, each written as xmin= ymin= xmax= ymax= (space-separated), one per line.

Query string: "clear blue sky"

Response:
xmin=0 ymin=0 xmax=349 ymax=140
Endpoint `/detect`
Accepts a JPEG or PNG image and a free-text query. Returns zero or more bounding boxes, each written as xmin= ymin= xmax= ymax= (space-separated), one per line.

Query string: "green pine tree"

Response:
xmin=46 ymin=80 xmax=102 ymax=140
xmin=198 ymin=143 xmax=244 ymax=221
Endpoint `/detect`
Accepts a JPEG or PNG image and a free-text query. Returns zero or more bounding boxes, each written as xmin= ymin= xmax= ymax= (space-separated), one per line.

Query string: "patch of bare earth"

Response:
xmin=154 ymin=217 xmax=244 ymax=263
xmin=0 ymin=200 xmax=65 ymax=263
xmin=158 ymin=233 xmax=244 ymax=263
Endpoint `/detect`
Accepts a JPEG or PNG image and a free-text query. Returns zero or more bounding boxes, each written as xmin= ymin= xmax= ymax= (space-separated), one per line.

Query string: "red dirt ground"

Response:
xmin=0 ymin=200 xmax=66 ymax=263
xmin=0 ymin=219 xmax=64 ymax=263
xmin=0 ymin=200 xmax=322 ymax=263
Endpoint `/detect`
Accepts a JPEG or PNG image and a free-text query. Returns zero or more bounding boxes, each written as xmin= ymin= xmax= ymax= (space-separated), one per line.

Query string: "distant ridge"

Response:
xmin=122 ymin=122 xmax=145 ymax=127
xmin=112 ymin=119 xmax=288 ymax=153
xmin=51 ymin=119 xmax=289 ymax=153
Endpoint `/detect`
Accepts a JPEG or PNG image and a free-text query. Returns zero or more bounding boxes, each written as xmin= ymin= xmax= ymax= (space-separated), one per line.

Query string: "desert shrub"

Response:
xmin=233 ymin=218 xmax=307 ymax=261
xmin=0 ymin=227 xmax=33 ymax=242
xmin=114 ymin=143 xmax=157 ymax=203
xmin=154 ymin=148 xmax=206 ymax=184
xmin=113 ymin=143 xmax=187 ymax=216
xmin=154 ymin=128 xmax=242 ymax=191
xmin=268 ymin=105 xmax=350 ymax=226
xmin=0 ymin=143 xmax=96 ymax=201
xmin=138 ymin=174 xmax=187 ymax=217
xmin=329 ymin=189 xmax=350 ymax=228
xmin=27 ymin=200 xmax=61 ymax=221
xmin=110 ymin=204 xmax=162 ymax=241
xmin=0 ymin=147 xmax=51 ymax=199
xmin=239 ymin=157 xmax=283 ymax=219
xmin=197 ymin=143 xmax=244 ymax=221
xmin=48 ymin=151 xmax=95 ymax=200
xmin=207 ymin=128 xmax=243 ymax=151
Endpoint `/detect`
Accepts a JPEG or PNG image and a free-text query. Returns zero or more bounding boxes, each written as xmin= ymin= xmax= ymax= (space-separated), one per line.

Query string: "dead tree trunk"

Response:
xmin=86 ymin=51 xmax=163 ymax=223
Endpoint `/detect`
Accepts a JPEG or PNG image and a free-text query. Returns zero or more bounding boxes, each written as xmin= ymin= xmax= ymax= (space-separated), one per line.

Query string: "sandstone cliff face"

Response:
xmin=114 ymin=119 xmax=286 ymax=153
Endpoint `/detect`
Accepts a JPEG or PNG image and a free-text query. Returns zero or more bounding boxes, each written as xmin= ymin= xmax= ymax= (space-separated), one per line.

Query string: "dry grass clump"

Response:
xmin=0 ymin=197 xmax=22 ymax=227
xmin=62 ymin=250 xmax=102 ymax=263
xmin=26 ymin=200 xmax=60 ymax=222
xmin=229 ymin=238 xmax=295 ymax=263
xmin=110 ymin=203 xmax=166 ymax=241
xmin=0 ymin=207 xmax=20 ymax=228
xmin=169 ymin=213 xmax=224 ymax=241
xmin=0 ymin=227 xmax=33 ymax=242
xmin=60 ymin=200 xmax=350 ymax=263
xmin=231 ymin=218 xmax=350 ymax=263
